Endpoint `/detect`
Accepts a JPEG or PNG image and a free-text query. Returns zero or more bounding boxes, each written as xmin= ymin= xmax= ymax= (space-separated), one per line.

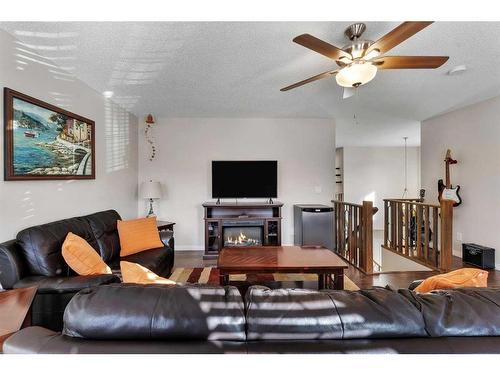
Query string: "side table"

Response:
xmin=0 ymin=286 xmax=37 ymax=353
xmin=157 ymin=220 xmax=175 ymax=232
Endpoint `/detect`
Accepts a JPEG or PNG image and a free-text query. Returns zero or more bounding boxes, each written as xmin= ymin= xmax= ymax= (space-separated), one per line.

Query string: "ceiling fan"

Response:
xmin=280 ymin=22 xmax=449 ymax=93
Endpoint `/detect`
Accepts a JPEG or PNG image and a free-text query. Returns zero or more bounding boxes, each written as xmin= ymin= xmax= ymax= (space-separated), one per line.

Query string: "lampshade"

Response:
xmin=140 ymin=180 xmax=162 ymax=199
xmin=336 ymin=62 xmax=377 ymax=88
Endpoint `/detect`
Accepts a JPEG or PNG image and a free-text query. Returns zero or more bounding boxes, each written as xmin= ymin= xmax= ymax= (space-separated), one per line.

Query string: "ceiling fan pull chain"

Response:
xmin=353 ymin=86 xmax=360 ymax=125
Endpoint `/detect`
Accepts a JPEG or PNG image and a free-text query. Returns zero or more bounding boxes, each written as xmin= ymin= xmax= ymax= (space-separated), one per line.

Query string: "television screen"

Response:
xmin=212 ymin=161 xmax=277 ymax=198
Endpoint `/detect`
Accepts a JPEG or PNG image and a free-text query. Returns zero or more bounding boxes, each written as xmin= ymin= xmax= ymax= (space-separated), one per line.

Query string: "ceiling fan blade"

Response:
xmin=373 ymin=56 xmax=449 ymax=69
xmin=366 ymin=22 xmax=433 ymax=56
xmin=280 ymin=70 xmax=338 ymax=91
xmin=293 ymin=34 xmax=351 ymax=61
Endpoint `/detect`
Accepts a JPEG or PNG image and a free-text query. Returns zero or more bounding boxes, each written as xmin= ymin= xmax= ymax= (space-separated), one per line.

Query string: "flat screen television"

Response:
xmin=212 ymin=160 xmax=277 ymax=198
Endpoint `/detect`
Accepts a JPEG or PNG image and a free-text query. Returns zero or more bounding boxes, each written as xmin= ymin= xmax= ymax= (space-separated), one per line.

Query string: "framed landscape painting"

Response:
xmin=4 ymin=88 xmax=95 ymax=180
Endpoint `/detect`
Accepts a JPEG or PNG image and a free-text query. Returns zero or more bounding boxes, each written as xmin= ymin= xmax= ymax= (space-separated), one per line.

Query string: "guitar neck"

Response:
xmin=445 ymin=162 xmax=451 ymax=188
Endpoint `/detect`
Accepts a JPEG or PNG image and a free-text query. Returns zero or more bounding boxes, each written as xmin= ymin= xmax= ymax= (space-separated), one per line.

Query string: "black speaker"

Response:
xmin=462 ymin=243 xmax=495 ymax=269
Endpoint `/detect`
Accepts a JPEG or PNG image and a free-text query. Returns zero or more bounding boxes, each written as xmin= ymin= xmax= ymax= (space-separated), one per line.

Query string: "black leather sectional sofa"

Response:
xmin=0 ymin=210 xmax=174 ymax=331
xmin=4 ymin=284 xmax=500 ymax=354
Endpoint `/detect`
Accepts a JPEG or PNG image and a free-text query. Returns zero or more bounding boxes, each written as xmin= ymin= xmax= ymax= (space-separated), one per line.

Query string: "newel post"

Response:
xmin=440 ymin=199 xmax=454 ymax=272
xmin=362 ymin=200 xmax=374 ymax=274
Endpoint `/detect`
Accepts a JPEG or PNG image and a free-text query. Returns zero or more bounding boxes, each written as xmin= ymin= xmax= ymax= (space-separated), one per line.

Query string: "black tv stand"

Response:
xmin=268 ymin=198 xmax=274 ymax=204
xmin=216 ymin=198 xmax=221 ymax=205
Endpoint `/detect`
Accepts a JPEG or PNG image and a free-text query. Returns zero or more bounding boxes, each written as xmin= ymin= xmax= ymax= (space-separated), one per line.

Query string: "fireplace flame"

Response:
xmin=226 ymin=231 xmax=258 ymax=246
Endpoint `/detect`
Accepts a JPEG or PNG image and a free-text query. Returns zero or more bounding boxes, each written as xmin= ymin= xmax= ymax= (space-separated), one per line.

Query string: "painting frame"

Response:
xmin=4 ymin=88 xmax=96 ymax=181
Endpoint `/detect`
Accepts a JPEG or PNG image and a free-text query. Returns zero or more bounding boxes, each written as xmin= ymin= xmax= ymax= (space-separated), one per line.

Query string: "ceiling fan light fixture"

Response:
xmin=363 ymin=49 xmax=380 ymax=60
xmin=351 ymin=45 xmax=364 ymax=59
xmin=335 ymin=62 xmax=377 ymax=88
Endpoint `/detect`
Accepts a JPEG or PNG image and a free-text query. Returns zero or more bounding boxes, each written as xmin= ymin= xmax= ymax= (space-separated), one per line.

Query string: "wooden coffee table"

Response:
xmin=217 ymin=246 xmax=349 ymax=290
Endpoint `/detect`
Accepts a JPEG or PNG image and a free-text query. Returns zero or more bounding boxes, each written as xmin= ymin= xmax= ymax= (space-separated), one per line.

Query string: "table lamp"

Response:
xmin=140 ymin=180 xmax=162 ymax=217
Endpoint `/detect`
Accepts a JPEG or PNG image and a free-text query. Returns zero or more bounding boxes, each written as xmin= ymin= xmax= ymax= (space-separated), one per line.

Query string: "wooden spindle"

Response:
xmin=340 ymin=205 xmax=344 ymax=257
xmin=424 ymin=205 xmax=430 ymax=262
xmin=353 ymin=206 xmax=358 ymax=267
xmin=390 ymin=201 xmax=396 ymax=248
xmin=397 ymin=202 xmax=403 ymax=254
xmin=384 ymin=200 xmax=389 ymax=247
xmin=433 ymin=206 xmax=439 ymax=268
xmin=416 ymin=204 xmax=423 ymax=259
xmin=336 ymin=202 xmax=340 ymax=252
xmin=348 ymin=205 xmax=353 ymax=262
xmin=405 ymin=202 xmax=410 ymax=255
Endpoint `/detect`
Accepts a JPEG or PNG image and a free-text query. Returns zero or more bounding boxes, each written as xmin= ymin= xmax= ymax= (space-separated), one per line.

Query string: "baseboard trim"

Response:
xmin=175 ymin=246 xmax=204 ymax=251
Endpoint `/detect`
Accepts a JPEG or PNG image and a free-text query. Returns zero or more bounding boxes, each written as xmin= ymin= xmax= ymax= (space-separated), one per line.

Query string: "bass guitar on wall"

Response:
xmin=438 ymin=149 xmax=462 ymax=207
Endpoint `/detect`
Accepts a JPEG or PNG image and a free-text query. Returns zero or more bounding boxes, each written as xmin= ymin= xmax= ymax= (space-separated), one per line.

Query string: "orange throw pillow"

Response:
xmin=414 ymin=268 xmax=488 ymax=293
xmin=120 ymin=261 xmax=176 ymax=285
xmin=117 ymin=217 xmax=164 ymax=257
xmin=62 ymin=232 xmax=112 ymax=275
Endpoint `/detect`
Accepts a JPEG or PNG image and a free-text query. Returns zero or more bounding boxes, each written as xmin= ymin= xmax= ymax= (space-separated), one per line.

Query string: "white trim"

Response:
xmin=175 ymin=245 xmax=204 ymax=251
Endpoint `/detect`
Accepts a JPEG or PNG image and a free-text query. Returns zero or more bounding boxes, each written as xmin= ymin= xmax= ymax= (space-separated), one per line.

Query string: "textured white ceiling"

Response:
xmin=1 ymin=22 xmax=500 ymax=146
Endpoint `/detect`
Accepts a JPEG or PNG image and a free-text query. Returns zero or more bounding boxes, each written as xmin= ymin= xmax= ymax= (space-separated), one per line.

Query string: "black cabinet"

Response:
xmin=462 ymin=243 xmax=495 ymax=269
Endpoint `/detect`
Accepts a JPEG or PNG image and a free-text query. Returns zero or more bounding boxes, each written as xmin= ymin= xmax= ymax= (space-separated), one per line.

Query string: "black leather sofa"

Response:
xmin=0 ymin=210 xmax=174 ymax=331
xmin=4 ymin=284 xmax=500 ymax=354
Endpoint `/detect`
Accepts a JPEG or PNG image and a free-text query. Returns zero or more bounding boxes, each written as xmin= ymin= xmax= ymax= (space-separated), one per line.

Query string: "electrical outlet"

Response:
xmin=456 ymin=232 xmax=463 ymax=242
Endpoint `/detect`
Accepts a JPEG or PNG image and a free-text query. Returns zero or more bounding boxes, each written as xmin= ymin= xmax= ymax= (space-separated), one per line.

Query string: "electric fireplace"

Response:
xmin=222 ymin=220 xmax=264 ymax=247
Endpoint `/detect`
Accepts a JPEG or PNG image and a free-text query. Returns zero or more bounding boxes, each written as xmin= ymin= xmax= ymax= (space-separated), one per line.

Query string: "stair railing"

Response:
xmin=331 ymin=200 xmax=377 ymax=274
xmin=383 ymin=198 xmax=453 ymax=271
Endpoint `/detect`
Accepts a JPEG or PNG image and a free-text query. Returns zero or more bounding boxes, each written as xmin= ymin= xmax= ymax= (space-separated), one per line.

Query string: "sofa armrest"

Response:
xmin=0 ymin=240 xmax=26 ymax=289
xmin=160 ymin=230 xmax=174 ymax=250
xmin=13 ymin=274 xmax=120 ymax=294
xmin=12 ymin=274 xmax=121 ymax=331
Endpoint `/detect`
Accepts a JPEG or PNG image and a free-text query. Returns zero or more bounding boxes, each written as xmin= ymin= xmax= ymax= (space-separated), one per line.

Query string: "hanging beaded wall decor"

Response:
xmin=145 ymin=114 xmax=156 ymax=161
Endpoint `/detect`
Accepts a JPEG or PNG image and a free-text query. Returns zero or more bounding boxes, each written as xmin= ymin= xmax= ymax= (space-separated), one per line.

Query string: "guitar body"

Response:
xmin=443 ymin=185 xmax=462 ymax=206
xmin=438 ymin=150 xmax=462 ymax=207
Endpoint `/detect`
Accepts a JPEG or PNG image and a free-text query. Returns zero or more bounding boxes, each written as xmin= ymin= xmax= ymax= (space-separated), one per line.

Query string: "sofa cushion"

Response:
xmin=109 ymin=246 xmax=173 ymax=277
xmin=245 ymin=286 xmax=342 ymax=340
xmin=63 ymin=284 xmax=246 ymax=341
xmin=83 ymin=210 xmax=121 ymax=262
xmin=120 ymin=261 xmax=175 ymax=285
xmin=6 ymin=328 xmax=500 ymax=354
xmin=117 ymin=217 xmax=164 ymax=257
xmin=325 ymin=288 xmax=427 ymax=339
xmin=62 ymin=233 xmax=112 ymax=276
xmin=4 ymin=326 xmax=248 ymax=354
xmin=245 ymin=286 xmax=427 ymax=340
xmin=16 ymin=217 xmax=99 ymax=277
xmin=13 ymin=274 xmax=119 ymax=294
xmin=414 ymin=268 xmax=488 ymax=293
xmin=399 ymin=288 xmax=500 ymax=337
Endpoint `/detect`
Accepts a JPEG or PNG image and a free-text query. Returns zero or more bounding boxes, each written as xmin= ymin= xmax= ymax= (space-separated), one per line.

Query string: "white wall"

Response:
xmin=0 ymin=30 xmax=139 ymax=241
xmin=138 ymin=118 xmax=335 ymax=250
xmin=342 ymin=146 xmax=421 ymax=230
xmin=421 ymin=95 xmax=500 ymax=269
xmin=335 ymin=148 xmax=343 ymax=199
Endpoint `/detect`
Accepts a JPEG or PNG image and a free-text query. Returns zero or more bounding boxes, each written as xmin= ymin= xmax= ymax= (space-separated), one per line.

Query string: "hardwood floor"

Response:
xmin=174 ymin=250 xmax=500 ymax=290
